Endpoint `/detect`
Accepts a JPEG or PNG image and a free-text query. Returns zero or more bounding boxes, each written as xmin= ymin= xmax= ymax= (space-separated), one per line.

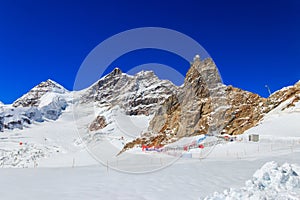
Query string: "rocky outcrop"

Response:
xmin=89 ymin=116 xmax=107 ymax=131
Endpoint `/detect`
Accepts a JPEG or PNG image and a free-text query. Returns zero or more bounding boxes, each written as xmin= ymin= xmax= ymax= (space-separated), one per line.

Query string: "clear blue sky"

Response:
xmin=0 ymin=0 xmax=299 ymax=103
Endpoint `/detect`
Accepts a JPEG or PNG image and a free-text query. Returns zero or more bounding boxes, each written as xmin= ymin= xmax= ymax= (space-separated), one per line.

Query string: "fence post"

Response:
xmin=72 ymin=157 xmax=75 ymax=168
xmin=107 ymin=160 xmax=109 ymax=174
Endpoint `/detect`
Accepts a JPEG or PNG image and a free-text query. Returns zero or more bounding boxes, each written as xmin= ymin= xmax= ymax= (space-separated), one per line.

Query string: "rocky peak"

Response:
xmin=123 ymin=60 xmax=299 ymax=151
xmin=108 ymin=67 xmax=122 ymax=77
xmin=81 ymin=67 xmax=178 ymax=116
xmin=12 ymin=79 xmax=67 ymax=107
xmin=149 ymin=57 xmax=223 ymax=139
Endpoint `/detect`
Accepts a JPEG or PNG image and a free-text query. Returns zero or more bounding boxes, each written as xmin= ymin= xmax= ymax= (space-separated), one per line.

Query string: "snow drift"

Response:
xmin=204 ymin=161 xmax=300 ymax=200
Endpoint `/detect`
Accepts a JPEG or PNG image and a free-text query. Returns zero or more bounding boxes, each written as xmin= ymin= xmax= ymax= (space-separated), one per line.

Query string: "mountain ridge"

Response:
xmin=1 ymin=59 xmax=299 ymax=150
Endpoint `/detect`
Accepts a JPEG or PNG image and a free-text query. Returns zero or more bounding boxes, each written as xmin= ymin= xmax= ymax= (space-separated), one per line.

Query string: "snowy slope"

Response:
xmin=245 ymin=94 xmax=300 ymax=138
xmin=0 ymin=152 xmax=299 ymax=199
xmin=0 ymin=105 xmax=97 ymax=168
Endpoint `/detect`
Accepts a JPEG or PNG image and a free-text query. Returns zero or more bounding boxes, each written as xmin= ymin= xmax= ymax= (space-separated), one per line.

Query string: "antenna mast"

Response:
xmin=265 ymin=85 xmax=271 ymax=96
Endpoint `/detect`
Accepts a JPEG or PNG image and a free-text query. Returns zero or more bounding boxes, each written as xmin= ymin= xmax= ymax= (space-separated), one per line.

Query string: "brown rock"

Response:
xmin=120 ymin=59 xmax=300 ymax=152
xmin=89 ymin=116 xmax=107 ymax=131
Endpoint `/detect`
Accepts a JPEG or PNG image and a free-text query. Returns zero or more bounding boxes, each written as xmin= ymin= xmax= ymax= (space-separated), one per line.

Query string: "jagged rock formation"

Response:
xmin=121 ymin=58 xmax=300 ymax=151
xmin=81 ymin=68 xmax=177 ymax=116
xmin=142 ymin=57 xmax=227 ymax=149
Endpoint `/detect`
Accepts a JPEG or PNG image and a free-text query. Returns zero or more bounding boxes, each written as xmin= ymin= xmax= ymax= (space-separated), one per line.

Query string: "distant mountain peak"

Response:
xmin=80 ymin=66 xmax=178 ymax=116
xmin=12 ymin=79 xmax=67 ymax=107
xmin=36 ymin=79 xmax=66 ymax=92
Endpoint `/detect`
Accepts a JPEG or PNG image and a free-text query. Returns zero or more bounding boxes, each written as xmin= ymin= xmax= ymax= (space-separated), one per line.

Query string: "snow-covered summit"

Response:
xmin=12 ymin=79 xmax=68 ymax=107
xmin=0 ymin=79 xmax=70 ymax=131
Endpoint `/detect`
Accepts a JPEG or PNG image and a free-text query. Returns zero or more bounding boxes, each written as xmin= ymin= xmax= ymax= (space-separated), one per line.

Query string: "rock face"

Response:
xmin=89 ymin=116 xmax=107 ymax=131
xmin=148 ymin=57 xmax=227 ymax=146
xmin=222 ymin=86 xmax=266 ymax=135
xmin=81 ymin=68 xmax=178 ymax=116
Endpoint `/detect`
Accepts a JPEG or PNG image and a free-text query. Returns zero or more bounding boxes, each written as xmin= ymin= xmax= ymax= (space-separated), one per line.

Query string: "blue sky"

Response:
xmin=0 ymin=0 xmax=299 ymax=103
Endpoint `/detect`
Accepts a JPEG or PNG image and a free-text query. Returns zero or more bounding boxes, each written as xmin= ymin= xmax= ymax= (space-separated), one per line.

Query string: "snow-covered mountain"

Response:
xmin=79 ymin=67 xmax=177 ymax=116
xmin=1 ymin=57 xmax=299 ymax=150
xmin=0 ymin=57 xmax=299 ymax=199
xmin=12 ymin=79 xmax=67 ymax=108
xmin=0 ymin=79 xmax=70 ymax=131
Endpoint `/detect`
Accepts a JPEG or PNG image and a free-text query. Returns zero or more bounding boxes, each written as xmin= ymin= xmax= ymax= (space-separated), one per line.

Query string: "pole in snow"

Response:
xmin=72 ymin=158 xmax=75 ymax=168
